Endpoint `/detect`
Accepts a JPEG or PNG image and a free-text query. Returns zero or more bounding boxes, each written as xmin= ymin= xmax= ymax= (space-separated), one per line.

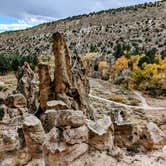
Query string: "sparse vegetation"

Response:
xmin=0 ymin=54 xmax=38 ymax=74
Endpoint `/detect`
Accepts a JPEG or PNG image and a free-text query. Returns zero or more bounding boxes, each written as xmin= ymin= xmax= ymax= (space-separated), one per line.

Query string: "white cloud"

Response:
xmin=0 ymin=0 xmax=158 ymax=32
xmin=0 ymin=22 xmax=32 ymax=32
xmin=22 ymin=14 xmax=57 ymax=24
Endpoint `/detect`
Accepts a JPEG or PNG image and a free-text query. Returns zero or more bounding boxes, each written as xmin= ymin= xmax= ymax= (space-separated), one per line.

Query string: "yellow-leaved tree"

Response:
xmin=98 ymin=61 xmax=110 ymax=80
xmin=110 ymin=56 xmax=129 ymax=79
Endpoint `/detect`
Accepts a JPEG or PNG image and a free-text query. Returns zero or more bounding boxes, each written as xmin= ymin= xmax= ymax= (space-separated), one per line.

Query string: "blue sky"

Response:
xmin=0 ymin=0 xmax=158 ymax=32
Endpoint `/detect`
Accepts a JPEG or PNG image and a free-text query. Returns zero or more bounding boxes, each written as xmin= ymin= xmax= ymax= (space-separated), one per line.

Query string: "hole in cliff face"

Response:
xmin=143 ymin=134 xmax=147 ymax=139
xmin=67 ymin=88 xmax=78 ymax=97
xmin=0 ymin=98 xmax=5 ymax=105
xmin=128 ymin=135 xmax=133 ymax=141
xmin=94 ymin=64 xmax=98 ymax=71
xmin=0 ymin=108 xmax=5 ymax=121
xmin=140 ymin=134 xmax=147 ymax=140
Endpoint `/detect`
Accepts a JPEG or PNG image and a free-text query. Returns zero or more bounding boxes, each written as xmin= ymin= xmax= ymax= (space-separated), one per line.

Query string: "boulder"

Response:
xmin=41 ymin=110 xmax=59 ymax=133
xmin=23 ymin=115 xmax=45 ymax=158
xmin=55 ymin=110 xmax=86 ymax=127
xmin=46 ymin=100 xmax=68 ymax=110
xmin=63 ymin=125 xmax=88 ymax=145
xmin=139 ymin=122 xmax=166 ymax=150
xmin=43 ymin=128 xmax=88 ymax=166
xmin=87 ymin=116 xmax=114 ymax=150
xmin=7 ymin=108 xmax=27 ymax=119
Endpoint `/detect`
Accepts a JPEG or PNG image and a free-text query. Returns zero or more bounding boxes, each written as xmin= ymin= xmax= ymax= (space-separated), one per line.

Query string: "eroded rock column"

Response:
xmin=52 ymin=32 xmax=90 ymax=113
xmin=16 ymin=62 xmax=39 ymax=113
xmin=38 ymin=63 xmax=52 ymax=111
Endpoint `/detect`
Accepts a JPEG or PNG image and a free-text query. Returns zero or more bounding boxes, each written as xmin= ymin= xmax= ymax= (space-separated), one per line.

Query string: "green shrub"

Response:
xmin=0 ymin=54 xmax=38 ymax=74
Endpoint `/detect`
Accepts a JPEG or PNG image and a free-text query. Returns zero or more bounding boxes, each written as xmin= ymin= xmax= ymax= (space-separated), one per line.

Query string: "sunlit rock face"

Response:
xmin=38 ymin=63 xmax=52 ymax=111
xmin=38 ymin=32 xmax=90 ymax=115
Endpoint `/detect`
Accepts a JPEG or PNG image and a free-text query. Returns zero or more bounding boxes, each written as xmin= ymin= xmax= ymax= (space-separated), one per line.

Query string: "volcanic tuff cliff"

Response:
xmin=0 ymin=0 xmax=166 ymax=57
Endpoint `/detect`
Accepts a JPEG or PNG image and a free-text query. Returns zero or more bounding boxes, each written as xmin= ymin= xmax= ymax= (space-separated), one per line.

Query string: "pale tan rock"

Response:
xmin=52 ymin=32 xmax=90 ymax=114
xmin=23 ymin=115 xmax=45 ymax=158
xmin=87 ymin=115 xmax=112 ymax=135
xmin=139 ymin=122 xmax=166 ymax=150
xmin=38 ymin=63 xmax=51 ymax=111
xmin=5 ymin=94 xmax=27 ymax=108
xmin=87 ymin=116 xmax=114 ymax=150
xmin=44 ymin=143 xmax=88 ymax=166
xmin=55 ymin=109 xmax=86 ymax=127
xmin=160 ymin=125 xmax=166 ymax=135
xmin=0 ymin=128 xmax=20 ymax=153
xmin=46 ymin=100 xmax=68 ymax=110
xmin=63 ymin=125 xmax=88 ymax=145
xmin=40 ymin=110 xmax=58 ymax=133
xmin=43 ymin=128 xmax=88 ymax=166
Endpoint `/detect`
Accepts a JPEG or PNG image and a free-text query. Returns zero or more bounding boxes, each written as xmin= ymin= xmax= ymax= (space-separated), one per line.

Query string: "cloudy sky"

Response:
xmin=0 ymin=0 xmax=157 ymax=32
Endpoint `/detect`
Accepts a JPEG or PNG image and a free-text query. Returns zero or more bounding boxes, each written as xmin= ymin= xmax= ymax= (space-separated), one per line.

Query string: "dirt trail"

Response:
xmin=133 ymin=91 xmax=166 ymax=110
xmin=89 ymin=80 xmax=166 ymax=110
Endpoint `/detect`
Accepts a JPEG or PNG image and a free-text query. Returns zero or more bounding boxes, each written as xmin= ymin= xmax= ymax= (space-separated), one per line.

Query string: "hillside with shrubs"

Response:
xmin=0 ymin=1 xmax=166 ymax=57
xmin=0 ymin=0 xmax=166 ymax=96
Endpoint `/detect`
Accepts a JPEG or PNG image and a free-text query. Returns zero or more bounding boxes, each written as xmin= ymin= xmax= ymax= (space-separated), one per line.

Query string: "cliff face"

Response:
xmin=0 ymin=1 xmax=166 ymax=56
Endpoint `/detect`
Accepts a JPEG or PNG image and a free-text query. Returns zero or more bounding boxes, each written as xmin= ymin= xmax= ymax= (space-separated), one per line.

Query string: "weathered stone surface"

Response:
xmin=55 ymin=109 xmax=86 ymax=127
xmin=63 ymin=125 xmax=88 ymax=145
xmin=43 ymin=128 xmax=88 ymax=166
xmin=41 ymin=110 xmax=58 ymax=133
xmin=23 ymin=115 xmax=45 ymax=158
xmin=139 ymin=122 xmax=166 ymax=150
xmin=7 ymin=108 xmax=27 ymax=119
xmin=46 ymin=100 xmax=68 ymax=110
xmin=16 ymin=62 xmax=39 ymax=113
xmin=87 ymin=115 xmax=112 ymax=135
xmin=41 ymin=109 xmax=86 ymax=132
xmin=38 ymin=62 xmax=52 ymax=111
xmin=4 ymin=94 xmax=28 ymax=118
xmin=0 ymin=128 xmax=20 ymax=153
xmin=5 ymin=94 xmax=27 ymax=108
xmin=87 ymin=116 xmax=114 ymax=150
xmin=52 ymin=32 xmax=90 ymax=113
xmin=160 ymin=125 xmax=166 ymax=136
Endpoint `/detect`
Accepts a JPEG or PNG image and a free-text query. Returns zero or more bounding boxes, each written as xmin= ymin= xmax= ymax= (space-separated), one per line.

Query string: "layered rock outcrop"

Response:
xmin=23 ymin=115 xmax=45 ymax=159
xmin=38 ymin=32 xmax=90 ymax=115
xmin=40 ymin=33 xmax=91 ymax=165
xmin=43 ymin=110 xmax=89 ymax=166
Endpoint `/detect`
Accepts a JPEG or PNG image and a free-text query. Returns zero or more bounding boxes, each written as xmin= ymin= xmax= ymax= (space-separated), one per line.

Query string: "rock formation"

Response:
xmin=87 ymin=116 xmax=114 ymax=150
xmin=23 ymin=115 xmax=45 ymax=159
xmin=38 ymin=33 xmax=95 ymax=165
xmin=0 ymin=31 xmax=166 ymax=166
xmin=16 ymin=62 xmax=39 ymax=113
xmin=38 ymin=62 xmax=52 ymax=111
xmin=38 ymin=32 xmax=90 ymax=115
xmin=43 ymin=110 xmax=89 ymax=166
